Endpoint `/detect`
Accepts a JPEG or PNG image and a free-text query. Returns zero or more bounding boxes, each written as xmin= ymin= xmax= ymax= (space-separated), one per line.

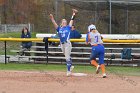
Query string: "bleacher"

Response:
xmin=9 ymin=33 xmax=140 ymax=66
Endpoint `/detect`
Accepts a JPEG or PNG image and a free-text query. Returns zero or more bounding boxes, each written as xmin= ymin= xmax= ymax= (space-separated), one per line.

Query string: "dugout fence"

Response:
xmin=0 ymin=38 xmax=140 ymax=66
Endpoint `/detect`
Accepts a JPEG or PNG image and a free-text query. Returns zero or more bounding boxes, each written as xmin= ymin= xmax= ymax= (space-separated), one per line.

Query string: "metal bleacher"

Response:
xmin=9 ymin=34 xmax=140 ymax=66
xmin=10 ymin=42 xmax=140 ymax=66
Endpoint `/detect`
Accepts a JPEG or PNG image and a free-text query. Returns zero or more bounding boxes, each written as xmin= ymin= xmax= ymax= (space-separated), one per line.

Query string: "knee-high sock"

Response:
xmin=67 ymin=63 xmax=71 ymax=71
xmin=91 ymin=60 xmax=98 ymax=67
xmin=66 ymin=58 xmax=72 ymax=71
xmin=100 ymin=64 xmax=105 ymax=74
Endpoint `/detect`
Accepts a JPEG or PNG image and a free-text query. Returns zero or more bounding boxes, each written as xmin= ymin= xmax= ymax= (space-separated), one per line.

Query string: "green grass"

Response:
xmin=0 ymin=63 xmax=67 ymax=71
xmin=0 ymin=32 xmax=38 ymax=55
xmin=106 ymin=66 xmax=140 ymax=76
xmin=0 ymin=63 xmax=140 ymax=76
xmin=0 ymin=32 xmax=37 ymax=38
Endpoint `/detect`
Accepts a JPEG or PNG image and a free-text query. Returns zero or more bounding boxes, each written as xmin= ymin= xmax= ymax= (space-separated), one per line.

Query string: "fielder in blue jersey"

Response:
xmin=50 ymin=9 xmax=78 ymax=76
xmin=86 ymin=24 xmax=107 ymax=78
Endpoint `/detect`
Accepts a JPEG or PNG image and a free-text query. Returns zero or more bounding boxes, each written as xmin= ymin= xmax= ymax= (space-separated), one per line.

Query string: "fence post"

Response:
xmin=43 ymin=37 xmax=48 ymax=64
xmin=4 ymin=41 xmax=7 ymax=64
xmin=28 ymin=23 xmax=31 ymax=32
xmin=4 ymin=25 xmax=7 ymax=33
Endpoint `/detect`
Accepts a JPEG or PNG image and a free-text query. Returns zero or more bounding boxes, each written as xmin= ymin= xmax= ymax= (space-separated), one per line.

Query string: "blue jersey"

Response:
xmin=70 ymin=30 xmax=81 ymax=39
xmin=56 ymin=25 xmax=71 ymax=43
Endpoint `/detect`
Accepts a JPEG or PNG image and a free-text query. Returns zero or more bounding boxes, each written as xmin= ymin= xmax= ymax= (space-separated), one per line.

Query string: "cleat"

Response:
xmin=67 ymin=66 xmax=74 ymax=77
xmin=103 ymin=73 xmax=107 ymax=78
xmin=70 ymin=66 xmax=74 ymax=72
xmin=96 ymin=65 xmax=100 ymax=74
xmin=67 ymin=71 xmax=71 ymax=77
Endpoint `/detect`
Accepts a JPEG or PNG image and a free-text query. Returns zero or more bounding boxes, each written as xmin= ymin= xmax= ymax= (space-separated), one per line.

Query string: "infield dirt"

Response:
xmin=0 ymin=71 xmax=139 ymax=93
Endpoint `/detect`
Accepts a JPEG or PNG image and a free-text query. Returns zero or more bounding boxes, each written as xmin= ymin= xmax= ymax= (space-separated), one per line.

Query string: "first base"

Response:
xmin=71 ymin=73 xmax=87 ymax=77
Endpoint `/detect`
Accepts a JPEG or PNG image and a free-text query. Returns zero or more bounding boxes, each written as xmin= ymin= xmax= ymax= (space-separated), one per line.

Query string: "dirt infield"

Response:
xmin=0 ymin=71 xmax=139 ymax=93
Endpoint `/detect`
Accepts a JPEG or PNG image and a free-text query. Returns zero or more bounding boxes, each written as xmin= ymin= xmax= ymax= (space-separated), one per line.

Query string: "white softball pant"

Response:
xmin=61 ymin=41 xmax=72 ymax=62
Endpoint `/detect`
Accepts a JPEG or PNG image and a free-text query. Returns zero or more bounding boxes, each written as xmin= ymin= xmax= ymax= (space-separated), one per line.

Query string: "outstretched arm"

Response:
xmin=101 ymin=36 xmax=103 ymax=39
xmin=69 ymin=9 xmax=78 ymax=27
xmin=85 ymin=32 xmax=90 ymax=45
xmin=49 ymin=14 xmax=58 ymax=29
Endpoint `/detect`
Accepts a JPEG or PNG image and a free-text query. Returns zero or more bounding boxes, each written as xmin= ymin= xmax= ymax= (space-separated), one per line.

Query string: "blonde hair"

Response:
xmin=60 ymin=19 xmax=67 ymax=27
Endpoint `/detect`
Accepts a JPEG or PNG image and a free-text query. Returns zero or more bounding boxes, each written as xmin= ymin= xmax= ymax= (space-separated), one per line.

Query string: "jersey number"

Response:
xmin=61 ymin=33 xmax=65 ymax=37
xmin=95 ymin=36 xmax=98 ymax=43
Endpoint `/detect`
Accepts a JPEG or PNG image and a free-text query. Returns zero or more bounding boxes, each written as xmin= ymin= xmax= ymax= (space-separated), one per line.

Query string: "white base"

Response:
xmin=71 ymin=73 xmax=87 ymax=77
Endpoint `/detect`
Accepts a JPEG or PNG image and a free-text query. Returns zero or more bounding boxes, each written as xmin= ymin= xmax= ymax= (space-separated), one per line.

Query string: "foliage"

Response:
xmin=0 ymin=0 xmax=139 ymax=34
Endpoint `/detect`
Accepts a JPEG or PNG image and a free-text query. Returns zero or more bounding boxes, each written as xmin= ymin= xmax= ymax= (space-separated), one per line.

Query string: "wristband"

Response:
xmin=71 ymin=15 xmax=75 ymax=20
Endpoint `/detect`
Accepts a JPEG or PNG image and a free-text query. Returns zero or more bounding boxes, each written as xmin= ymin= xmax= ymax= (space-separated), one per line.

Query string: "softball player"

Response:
xmin=86 ymin=24 xmax=107 ymax=78
xmin=50 ymin=9 xmax=78 ymax=76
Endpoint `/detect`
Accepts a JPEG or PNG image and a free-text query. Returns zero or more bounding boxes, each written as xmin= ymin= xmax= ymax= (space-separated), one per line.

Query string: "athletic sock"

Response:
xmin=100 ymin=64 xmax=106 ymax=74
xmin=91 ymin=60 xmax=98 ymax=67
xmin=67 ymin=63 xmax=72 ymax=71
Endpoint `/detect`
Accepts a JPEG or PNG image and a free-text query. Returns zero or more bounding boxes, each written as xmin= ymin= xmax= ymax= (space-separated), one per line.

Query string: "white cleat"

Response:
xmin=96 ymin=65 xmax=100 ymax=74
xmin=66 ymin=71 xmax=71 ymax=77
xmin=67 ymin=66 xmax=74 ymax=77
xmin=103 ymin=73 xmax=107 ymax=78
xmin=70 ymin=66 xmax=74 ymax=72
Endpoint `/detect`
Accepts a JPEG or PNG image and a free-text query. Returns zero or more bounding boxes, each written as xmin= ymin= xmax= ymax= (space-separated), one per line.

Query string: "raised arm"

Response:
xmin=69 ymin=9 xmax=78 ymax=27
xmin=49 ymin=14 xmax=58 ymax=29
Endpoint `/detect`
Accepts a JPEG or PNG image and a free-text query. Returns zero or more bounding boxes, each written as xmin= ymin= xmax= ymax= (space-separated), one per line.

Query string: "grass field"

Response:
xmin=0 ymin=63 xmax=140 ymax=76
xmin=0 ymin=32 xmax=39 ymax=55
xmin=0 ymin=32 xmax=37 ymax=38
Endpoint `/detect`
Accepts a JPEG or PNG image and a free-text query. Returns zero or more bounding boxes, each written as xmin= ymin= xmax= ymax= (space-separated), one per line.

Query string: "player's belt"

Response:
xmin=61 ymin=41 xmax=68 ymax=44
xmin=92 ymin=44 xmax=102 ymax=46
xmin=92 ymin=44 xmax=98 ymax=46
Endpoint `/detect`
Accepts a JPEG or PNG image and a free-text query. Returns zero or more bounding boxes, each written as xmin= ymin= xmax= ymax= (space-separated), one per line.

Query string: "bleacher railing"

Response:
xmin=1 ymin=38 xmax=140 ymax=64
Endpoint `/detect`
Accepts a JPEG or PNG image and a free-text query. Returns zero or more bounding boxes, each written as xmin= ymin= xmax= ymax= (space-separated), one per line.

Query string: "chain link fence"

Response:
xmin=56 ymin=0 xmax=140 ymax=34
xmin=0 ymin=24 xmax=33 ymax=33
xmin=0 ymin=0 xmax=139 ymax=34
xmin=0 ymin=41 xmax=39 ymax=63
xmin=0 ymin=41 xmax=21 ymax=63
